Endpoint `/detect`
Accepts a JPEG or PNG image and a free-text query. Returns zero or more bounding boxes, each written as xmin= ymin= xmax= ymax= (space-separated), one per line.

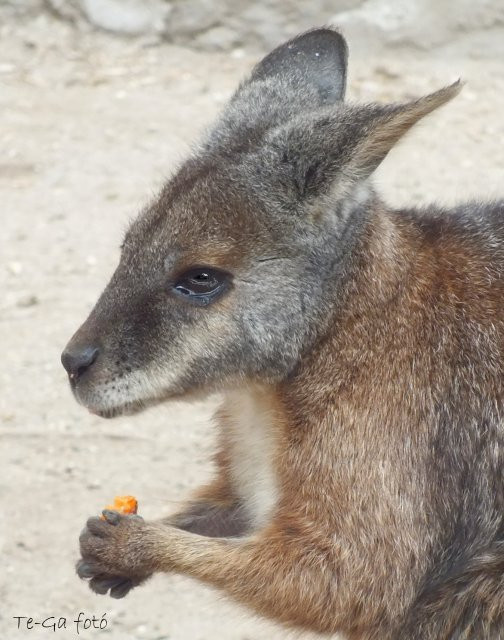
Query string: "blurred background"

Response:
xmin=1 ymin=1 xmax=503 ymax=639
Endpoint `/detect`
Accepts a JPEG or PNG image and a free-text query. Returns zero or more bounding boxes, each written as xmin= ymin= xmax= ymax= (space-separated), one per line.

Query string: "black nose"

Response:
xmin=61 ymin=345 xmax=99 ymax=380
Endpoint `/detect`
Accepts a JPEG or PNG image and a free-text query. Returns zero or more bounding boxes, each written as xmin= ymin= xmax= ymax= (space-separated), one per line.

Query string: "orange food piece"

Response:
xmin=100 ymin=495 xmax=138 ymax=519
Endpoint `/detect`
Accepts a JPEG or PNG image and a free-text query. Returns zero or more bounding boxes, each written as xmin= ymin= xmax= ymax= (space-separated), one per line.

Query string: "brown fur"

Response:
xmin=77 ymin=204 xmax=504 ymax=638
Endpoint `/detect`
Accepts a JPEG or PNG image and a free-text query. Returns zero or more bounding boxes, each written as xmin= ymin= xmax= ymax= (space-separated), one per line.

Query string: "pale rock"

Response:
xmin=81 ymin=0 xmax=170 ymax=35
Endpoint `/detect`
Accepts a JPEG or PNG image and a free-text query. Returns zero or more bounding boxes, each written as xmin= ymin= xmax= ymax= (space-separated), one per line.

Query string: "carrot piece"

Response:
xmin=100 ymin=495 xmax=138 ymax=519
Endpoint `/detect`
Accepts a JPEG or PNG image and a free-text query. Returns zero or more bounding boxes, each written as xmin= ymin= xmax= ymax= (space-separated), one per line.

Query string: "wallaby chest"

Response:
xmin=223 ymin=388 xmax=279 ymax=529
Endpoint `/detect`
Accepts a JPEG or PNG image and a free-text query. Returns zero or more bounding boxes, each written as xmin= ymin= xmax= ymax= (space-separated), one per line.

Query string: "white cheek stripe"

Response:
xmin=81 ymin=360 xmax=185 ymax=411
xmin=84 ymin=312 xmax=235 ymax=412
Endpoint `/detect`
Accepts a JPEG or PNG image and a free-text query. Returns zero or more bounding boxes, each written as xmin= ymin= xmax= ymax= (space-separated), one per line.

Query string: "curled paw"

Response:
xmin=77 ymin=510 xmax=152 ymax=597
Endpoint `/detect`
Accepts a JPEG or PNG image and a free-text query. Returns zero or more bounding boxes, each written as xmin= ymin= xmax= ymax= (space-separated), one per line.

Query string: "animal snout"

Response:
xmin=61 ymin=344 xmax=99 ymax=381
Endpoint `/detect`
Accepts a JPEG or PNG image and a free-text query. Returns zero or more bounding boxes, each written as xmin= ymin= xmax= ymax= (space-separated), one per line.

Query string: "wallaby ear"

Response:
xmin=248 ymin=28 xmax=348 ymax=105
xmin=352 ymin=81 xmax=463 ymax=177
xmin=265 ymin=81 xmax=462 ymax=205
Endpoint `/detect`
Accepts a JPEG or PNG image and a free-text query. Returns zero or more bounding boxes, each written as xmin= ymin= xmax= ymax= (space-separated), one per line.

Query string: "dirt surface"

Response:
xmin=1 ymin=11 xmax=503 ymax=640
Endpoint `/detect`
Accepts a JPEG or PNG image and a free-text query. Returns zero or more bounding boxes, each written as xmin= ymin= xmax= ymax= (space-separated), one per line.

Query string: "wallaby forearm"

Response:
xmin=148 ymin=522 xmax=339 ymax=633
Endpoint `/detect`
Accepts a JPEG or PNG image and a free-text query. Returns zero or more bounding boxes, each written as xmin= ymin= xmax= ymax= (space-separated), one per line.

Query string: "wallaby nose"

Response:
xmin=61 ymin=345 xmax=99 ymax=380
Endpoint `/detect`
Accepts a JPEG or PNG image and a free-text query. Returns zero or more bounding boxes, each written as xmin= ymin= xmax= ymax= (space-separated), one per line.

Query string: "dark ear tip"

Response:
xmin=304 ymin=26 xmax=348 ymax=44
xmin=247 ymin=26 xmax=349 ymax=104
xmin=290 ymin=26 xmax=348 ymax=59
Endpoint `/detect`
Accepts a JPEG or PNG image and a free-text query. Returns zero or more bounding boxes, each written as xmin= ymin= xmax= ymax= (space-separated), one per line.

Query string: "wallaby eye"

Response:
xmin=173 ymin=267 xmax=230 ymax=306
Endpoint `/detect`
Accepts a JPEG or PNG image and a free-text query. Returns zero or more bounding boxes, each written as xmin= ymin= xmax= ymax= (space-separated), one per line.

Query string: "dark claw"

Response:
xmin=76 ymin=560 xmax=98 ymax=579
xmin=90 ymin=575 xmax=126 ymax=595
xmin=129 ymin=514 xmax=144 ymax=523
xmin=110 ymin=579 xmax=133 ymax=599
xmin=101 ymin=510 xmax=121 ymax=525
xmin=79 ymin=527 xmax=89 ymax=545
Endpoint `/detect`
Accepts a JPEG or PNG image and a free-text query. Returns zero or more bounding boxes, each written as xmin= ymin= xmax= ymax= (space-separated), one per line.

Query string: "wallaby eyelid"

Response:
xmin=256 ymin=256 xmax=291 ymax=263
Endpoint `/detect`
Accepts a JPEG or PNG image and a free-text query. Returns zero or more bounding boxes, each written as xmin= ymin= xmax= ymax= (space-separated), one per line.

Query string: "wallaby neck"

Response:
xmin=296 ymin=194 xmax=413 ymax=374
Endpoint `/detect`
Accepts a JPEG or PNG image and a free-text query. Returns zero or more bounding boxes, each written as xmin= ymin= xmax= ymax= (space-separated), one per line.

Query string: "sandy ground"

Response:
xmin=1 ymin=11 xmax=503 ymax=640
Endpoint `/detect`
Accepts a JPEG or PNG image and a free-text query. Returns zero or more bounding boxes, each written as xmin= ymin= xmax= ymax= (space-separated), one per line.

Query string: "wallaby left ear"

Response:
xmin=353 ymin=81 xmax=463 ymax=177
xmin=248 ymin=27 xmax=348 ymax=105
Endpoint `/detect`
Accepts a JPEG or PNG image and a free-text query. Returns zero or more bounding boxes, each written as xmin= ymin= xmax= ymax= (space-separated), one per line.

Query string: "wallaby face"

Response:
xmin=62 ymin=29 xmax=459 ymax=419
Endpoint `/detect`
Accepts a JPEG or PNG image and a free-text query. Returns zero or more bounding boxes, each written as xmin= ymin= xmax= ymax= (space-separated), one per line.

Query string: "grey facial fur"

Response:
xmin=61 ymin=28 xmax=458 ymax=418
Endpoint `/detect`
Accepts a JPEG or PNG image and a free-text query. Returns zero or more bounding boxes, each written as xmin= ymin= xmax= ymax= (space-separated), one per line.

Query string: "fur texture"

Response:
xmin=63 ymin=28 xmax=504 ymax=639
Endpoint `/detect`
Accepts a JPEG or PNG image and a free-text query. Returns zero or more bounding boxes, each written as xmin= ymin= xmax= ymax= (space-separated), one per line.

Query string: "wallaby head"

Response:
xmin=61 ymin=28 xmax=460 ymax=418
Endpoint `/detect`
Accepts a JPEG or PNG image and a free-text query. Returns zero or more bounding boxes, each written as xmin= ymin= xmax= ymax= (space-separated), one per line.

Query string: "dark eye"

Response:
xmin=173 ymin=267 xmax=230 ymax=306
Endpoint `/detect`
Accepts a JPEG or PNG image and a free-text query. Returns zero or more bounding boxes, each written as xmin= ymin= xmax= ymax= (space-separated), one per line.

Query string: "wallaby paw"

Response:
xmin=77 ymin=510 xmax=153 ymax=597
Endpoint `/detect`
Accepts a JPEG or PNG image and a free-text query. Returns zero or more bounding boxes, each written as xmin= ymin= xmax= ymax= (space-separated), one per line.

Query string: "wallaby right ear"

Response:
xmin=246 ymin=28 xmax=348 ymax=105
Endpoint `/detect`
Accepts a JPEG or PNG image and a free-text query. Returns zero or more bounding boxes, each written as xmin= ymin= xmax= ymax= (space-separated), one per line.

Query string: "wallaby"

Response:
xmin=61 ymin=28 xmax=504 ymax=640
